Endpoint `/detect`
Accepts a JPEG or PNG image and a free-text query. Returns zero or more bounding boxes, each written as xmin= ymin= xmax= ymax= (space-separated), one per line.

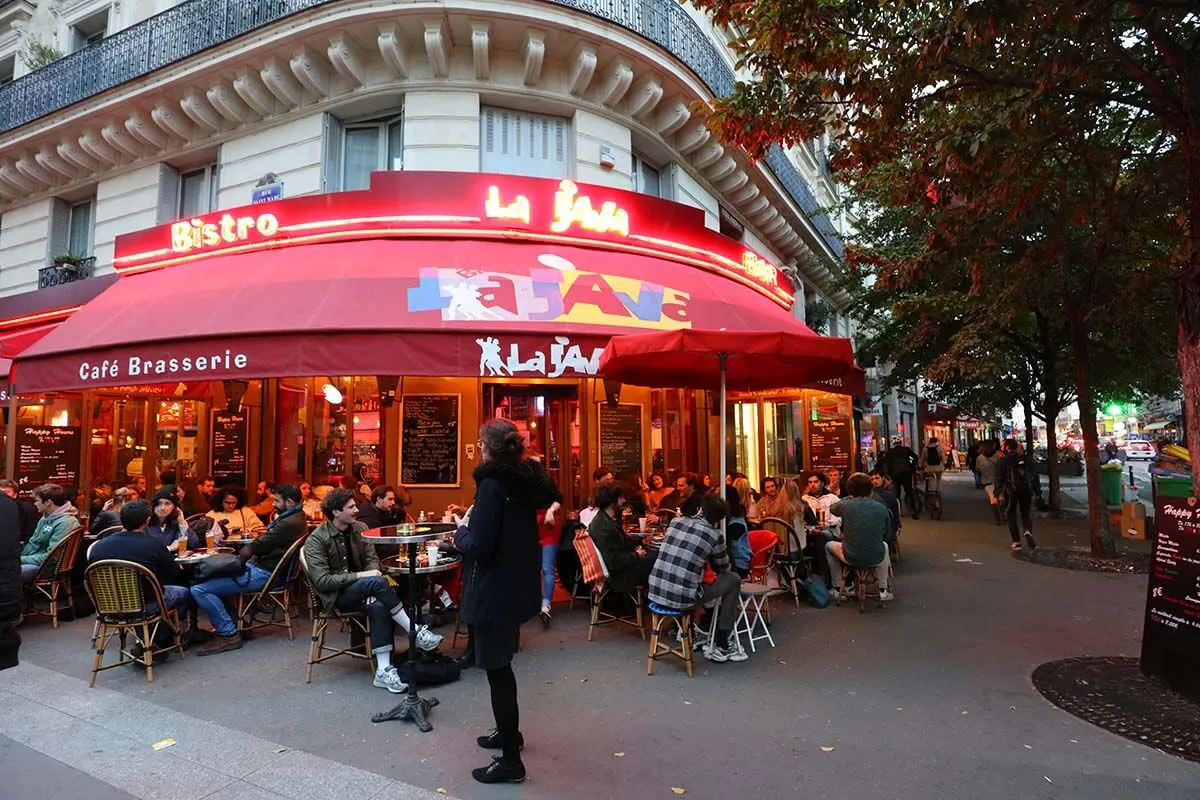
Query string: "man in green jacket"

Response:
xmin=20 ymin=484 xmax=79 ymax=584
xmin=303 ymin=489 xmax=442 ymax=694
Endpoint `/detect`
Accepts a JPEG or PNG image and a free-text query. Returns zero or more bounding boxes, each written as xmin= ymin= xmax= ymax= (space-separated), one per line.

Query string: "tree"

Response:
xmin=696 ymin=0 xmax=1189 ymax=552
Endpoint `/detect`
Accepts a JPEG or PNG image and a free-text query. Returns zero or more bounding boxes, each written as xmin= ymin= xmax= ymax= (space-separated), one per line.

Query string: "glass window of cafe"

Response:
xmin=650 ymin=389 xmax=700 ymax=479
xmin=273 ymin=376 xmax=388 ymax=487
xmin=88 ymin=396 xmax=148 ymax=487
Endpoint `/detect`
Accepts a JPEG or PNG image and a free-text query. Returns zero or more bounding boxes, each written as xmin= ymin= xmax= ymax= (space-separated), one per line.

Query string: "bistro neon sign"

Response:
xmin=115 ymin=172 xmax=794 ymax=308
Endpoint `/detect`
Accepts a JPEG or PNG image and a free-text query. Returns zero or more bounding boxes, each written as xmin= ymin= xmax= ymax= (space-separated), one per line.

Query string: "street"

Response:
xmin=1057 ymin=459 xmax=1157 ymax=513
xmin=1 ymin=473 xmax=1196 ymax=800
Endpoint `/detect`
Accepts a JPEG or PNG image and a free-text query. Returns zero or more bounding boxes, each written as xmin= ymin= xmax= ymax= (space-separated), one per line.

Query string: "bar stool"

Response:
xmin=647 ymin=602 xmax=695 ymax=677
xmin=835 ymin=563 xmax=893 ymax=613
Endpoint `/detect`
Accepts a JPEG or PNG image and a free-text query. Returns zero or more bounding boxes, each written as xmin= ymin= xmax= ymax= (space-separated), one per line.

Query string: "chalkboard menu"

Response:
xmin=210 ymin=411 xmax=248 ymax=488
xmin=599 ymin=404 xmax=643 ymax=480
xmin=808 ymin=417 xmax=853 ymax=475
xmin=1141 ymin=495 xmax=1200 ymax=703
xmin=15 ymin=425 xmax=81 ymax=496
xmin=401 ymin=394 xmax=460 ymax=486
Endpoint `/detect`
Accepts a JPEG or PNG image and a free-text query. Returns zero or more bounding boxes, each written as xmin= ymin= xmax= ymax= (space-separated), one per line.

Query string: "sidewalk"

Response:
xmin=3 ymin=473 xmax=1197 ymax=800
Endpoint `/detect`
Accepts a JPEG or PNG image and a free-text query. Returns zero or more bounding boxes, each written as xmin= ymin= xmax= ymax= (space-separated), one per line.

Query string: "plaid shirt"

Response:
xmin=648 ymin=515 xmax=730 ymax=611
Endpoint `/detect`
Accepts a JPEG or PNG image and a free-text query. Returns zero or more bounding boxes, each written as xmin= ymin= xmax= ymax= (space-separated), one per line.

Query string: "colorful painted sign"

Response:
xmin=114 ymin=172 xmax=793 ymax=309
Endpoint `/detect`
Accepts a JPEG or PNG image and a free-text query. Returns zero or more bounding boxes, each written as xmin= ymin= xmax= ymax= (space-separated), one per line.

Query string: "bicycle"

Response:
xmin=908 ymin=472 xmax=925 ymax=518
xmin=922 ymin=472 xmax=943 ymax=520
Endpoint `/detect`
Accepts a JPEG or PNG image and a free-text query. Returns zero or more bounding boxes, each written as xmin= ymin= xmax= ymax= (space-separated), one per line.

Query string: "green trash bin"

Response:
xmin=1154 ymin=474 xmax=1194 ymax=499
xmin=1100 ymin=464 xmax=1123 ymax=506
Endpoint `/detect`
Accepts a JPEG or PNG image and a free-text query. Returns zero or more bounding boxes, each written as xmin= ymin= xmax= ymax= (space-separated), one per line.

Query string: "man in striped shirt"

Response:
xmin=648 ymin=493 xmax=746 ymax=663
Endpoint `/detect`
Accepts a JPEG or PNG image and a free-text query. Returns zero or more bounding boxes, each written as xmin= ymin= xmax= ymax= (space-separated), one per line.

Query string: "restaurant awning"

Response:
xmin=14 ymin=238 xmax=823 ymax=393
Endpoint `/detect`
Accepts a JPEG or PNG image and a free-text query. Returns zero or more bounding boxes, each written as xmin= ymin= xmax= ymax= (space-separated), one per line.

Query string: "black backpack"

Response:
xmin=1004 ymin=456 xmax=1029 ymax=494
xmin=926 ymin=445 xmax=941 ymax=466
xmin=392 ymin=649 xmax=462 ymax=686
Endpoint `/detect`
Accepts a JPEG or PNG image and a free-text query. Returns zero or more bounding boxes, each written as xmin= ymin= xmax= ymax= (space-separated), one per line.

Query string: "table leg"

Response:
xmin=372 ymin=545 xmax=438 ymax=731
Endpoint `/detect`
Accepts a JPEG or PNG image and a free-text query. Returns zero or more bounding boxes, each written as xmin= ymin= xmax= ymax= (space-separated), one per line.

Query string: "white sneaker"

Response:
xmin=373 ymin=668 xmax=408 ymax=694
xmin=728 ymin=641 xmax=749 ymax=663
xmin=415 ymin=625 xmax=444 ymax=652
xmin=705 ymin=646 xmax=731 ymax=663
xmin=879 ymin=590 xmax=895 ymax=602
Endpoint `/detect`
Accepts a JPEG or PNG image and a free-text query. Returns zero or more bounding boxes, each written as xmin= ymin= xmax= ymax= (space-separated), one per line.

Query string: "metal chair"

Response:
xmin=23 ymin=528 xmax=85 ymax=628
xmin=84 ymin=559 xmax=186 ymax=686
xmin=237 ymin=534 xmax=308 ymax=641
xmin=298 ymin=549 xmax=372 ymax=683
xmin=759 ymin=517 xmax=808 ymax=609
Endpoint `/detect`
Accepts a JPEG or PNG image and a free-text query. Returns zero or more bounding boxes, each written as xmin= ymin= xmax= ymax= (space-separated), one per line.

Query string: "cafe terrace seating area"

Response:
xmin=20 ymin=487 xmax=898 ymax=688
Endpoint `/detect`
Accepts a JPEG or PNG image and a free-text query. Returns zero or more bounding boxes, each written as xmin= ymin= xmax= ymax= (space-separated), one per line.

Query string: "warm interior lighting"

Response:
xmin=50 ymin=410 xmax=69 ymax=427
xmin=321 ymin=383 xmax=343 ymax=405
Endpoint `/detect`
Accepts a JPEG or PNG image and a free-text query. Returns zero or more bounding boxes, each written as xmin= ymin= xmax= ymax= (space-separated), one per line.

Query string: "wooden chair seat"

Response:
xmin=84 ymin=559 xmax=186 ymax=687
xmin=646 ymin=603 xmax=695 ymax=677
xmin=24 ymin=528 xmax=85 ymax=629
xmin=298 ymin=550 xmax=372 ymax=683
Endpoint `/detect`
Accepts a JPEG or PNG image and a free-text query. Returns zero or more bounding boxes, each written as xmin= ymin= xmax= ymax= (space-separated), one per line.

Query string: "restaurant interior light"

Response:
xmin=321 ymin=383 xmax=343 ymax=405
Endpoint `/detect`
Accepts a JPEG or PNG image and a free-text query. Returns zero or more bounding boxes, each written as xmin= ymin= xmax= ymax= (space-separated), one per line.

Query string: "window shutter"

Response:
xmin=480 ymin=107 xmax=569 ymax=178
xmin=322 ymin=113 xmax=344 ymax=192
xmin=47 ymin=198 xmax=70 ymax=264
xmin=157 ymin=163 xmax=182 ymax=223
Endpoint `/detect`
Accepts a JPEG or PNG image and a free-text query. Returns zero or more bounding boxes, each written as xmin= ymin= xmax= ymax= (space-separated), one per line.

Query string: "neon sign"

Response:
xmin=171 ymin=213 xmax=280 ymax=253
xmin=115 ymin=172 xmax=793 ymax=309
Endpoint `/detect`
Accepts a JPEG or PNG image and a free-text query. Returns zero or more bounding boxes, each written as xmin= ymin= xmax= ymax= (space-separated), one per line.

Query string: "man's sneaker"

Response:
xmin=197 ymin=633 xmax=243 ymax=657
xmin=414 ymin=625 xmax=444 ymax=652
xmin=1023 ymin=531 xmax=1037 ymax=550
xmin=471 ymin=756 xmax=527 ymax=784
xmin=476 ymin=729 xmax=525 ymax=751
xmin=678 ymin=627 xmax=711 ymax=649
xmin=728 ymin=640 xmax=749 ymax=663
xmin=373 ymin=668 xmax=408 ymax=694
xmin=705 ymin=646 xmax=732 ymax=663
xmin=1010 ymin=541 xmax=1023 ymax=552
xmin=879 ymin=590 xmax=895 ymax=602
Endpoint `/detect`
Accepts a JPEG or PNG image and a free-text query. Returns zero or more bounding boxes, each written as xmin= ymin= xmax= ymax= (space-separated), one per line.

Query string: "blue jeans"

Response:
xmin=148 ymin=584 xmax=194 ymax=617
xmin=190 ymin=563 xmax=271 ymax=637
xmin=540 ymin=543 xmax=558 ymax=607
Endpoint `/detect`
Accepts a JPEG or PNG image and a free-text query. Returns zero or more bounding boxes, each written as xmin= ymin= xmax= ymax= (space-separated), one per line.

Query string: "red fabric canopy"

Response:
xmin=598 ymin=329 xmax=857 ymax=392
xmin=15 ymin=238 xmax=814 ymax=393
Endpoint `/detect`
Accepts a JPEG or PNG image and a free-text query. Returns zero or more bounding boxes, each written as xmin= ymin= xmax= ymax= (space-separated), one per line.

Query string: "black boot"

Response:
xmin=472 ymin=756 xmax=526 ymax=784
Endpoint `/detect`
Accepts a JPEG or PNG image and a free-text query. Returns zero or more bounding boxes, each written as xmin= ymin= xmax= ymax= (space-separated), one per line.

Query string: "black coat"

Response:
xmin=0 ymin=494 xmax=22 ymax=670
xmin=455 ymin=459 xmax=541 ymax=630
xmin=89 ymin=509 xmax=122 ymax=536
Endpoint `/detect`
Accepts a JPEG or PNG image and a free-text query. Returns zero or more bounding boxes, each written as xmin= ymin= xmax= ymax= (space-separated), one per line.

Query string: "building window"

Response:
xmin=481 ymin=107 xmax=569 ymax=179
xmin=68 ymin=200 xmax=94 ymax=255
xmin=179 ymin=165 xmax=217 ymax=217
xmin=719 ymin=206 xmax=745 ymax=242
xmin=72 ymin=8 xmax=110 ymax=51
xmin=0 ymin=55 xmax=14 ymax=86
xmin=632 ymin=154 xmax=664 ymax=198
xmin=325 ymin=116 xmax=402 ymax=192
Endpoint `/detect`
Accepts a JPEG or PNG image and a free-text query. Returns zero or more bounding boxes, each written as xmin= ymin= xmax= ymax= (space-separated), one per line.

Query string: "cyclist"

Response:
xmin=918 ymin=437 xmax=947 ymax=518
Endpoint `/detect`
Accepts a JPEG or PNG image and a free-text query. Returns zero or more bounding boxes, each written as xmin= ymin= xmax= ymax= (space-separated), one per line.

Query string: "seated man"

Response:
xmin=20 ymin=484 xmax=80 ymax=585
xmin=357 ymin=485 xmax=406 ymax=529
xmin=868 ymin=470 xmax=902 ymax=547
xmin=303 ymin=489 xmax=443 ymax=694
xmin=648 ymin=493 xmax=746 ymax=663
xmin=88 ymin=500 xmax=192 ymax=656
xmin=191 ymin=484 xmax=310 ymax=657
xmin=825 ymin=474 xmax=894 ymax=601
xmin=800 ymin=471 xmax=841 ymax=527
xmin=587 ymin=482 xmax=657 ymax=594
xmin=657 ymin=473 xmax=700 ymax=514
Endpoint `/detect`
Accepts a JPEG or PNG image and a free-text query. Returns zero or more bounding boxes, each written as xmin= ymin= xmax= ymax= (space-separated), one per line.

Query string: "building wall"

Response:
xmin=402 ymin=91 xmax=481 ymax=172
xmin=217 ymin=114 xmax=325 ymax=208
xmin=93 ymin=164 xmax=162 ymax=275
xmin=0 ymin=199 xmax=51 ymax=295
xmin=573 ymin=110 xmax=632 ymax=189
xmin=673 ymin=167 xmax=719 ymax=231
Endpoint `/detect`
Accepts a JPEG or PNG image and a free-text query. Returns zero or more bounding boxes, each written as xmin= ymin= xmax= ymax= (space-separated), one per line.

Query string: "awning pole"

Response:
xmin=4 ymin=387 xmax=15 ymax=479
xmin=718 ymin=353 xmax=727 ymax=534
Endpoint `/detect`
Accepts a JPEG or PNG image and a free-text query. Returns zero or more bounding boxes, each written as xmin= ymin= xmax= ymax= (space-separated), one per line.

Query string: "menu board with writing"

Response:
xmin=808 ymin=418 xmax=853 ymax=475
xmin=15 ymin=425 xmax=81 ymax=495
xmin=1141 ymin=496 xmax=1200 ymax=702
xmin=401 ymin=394 xmax=460 ymax=487
xmin=210 ymin=411 xmax=248 ymax=488
xmin=599 ymin=404 xmax=643 ymax=480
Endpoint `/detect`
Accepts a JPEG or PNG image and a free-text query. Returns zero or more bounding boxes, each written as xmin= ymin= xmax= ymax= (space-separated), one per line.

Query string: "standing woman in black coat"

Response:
xmin=0 ymin=492 xmax=23 ymax=670
xmin=454 ymin=418 xmax=541 ymax=784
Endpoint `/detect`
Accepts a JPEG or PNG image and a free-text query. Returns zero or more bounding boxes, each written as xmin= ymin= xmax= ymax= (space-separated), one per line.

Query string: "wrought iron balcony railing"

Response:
xmin=0 ymin=0 xmax=842 ymax=257
xmin=38 ymin=256 xmax=97 ymax=289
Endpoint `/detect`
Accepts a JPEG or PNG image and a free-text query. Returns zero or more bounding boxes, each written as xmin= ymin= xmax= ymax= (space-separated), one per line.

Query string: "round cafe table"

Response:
xmin=364 ymin=524 xmax=451 ymax=733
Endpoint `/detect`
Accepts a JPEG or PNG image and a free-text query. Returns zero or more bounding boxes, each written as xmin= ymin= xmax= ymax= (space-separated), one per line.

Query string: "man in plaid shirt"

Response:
xmin=648 ymin=493 xmax=746 ymax=663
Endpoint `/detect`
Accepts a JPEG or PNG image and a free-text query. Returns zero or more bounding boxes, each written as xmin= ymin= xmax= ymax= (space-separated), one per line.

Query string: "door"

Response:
xmin=484 ymin=383 xmax=582 ymax=510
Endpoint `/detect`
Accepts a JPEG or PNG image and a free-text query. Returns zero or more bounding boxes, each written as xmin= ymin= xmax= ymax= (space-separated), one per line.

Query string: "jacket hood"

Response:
xmin=473 ymin=459 xmax=538 ymax=499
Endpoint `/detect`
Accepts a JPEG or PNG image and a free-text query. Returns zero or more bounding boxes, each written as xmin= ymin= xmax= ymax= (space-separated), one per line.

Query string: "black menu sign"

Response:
xmin=599 ymin=404 xmax=643 ymax=480
xmin=401 ymin=394 xmax=460 ymax=486
xmin=15 ymin=425 xmax=81 ymax=495
xmin=808 ymin=417 xmax=852 ymax=475
xmin=1141 ymin=495 xmax=1200 ymax=702
xmin=210 ymin=411 xmax=247 ymax=487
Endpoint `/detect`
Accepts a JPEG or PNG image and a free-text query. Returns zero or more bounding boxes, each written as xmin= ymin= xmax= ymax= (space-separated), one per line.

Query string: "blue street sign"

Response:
xmin=251 ymin=181 xmax=283 ymax=204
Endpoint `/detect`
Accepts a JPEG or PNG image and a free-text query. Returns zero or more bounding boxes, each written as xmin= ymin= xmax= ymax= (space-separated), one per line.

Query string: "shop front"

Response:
xmin=8 ymin=172 xmax=857 ymax=511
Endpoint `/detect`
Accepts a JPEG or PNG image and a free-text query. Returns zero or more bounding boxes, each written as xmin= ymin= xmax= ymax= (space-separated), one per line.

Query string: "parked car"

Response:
xmin=1126 ymin=441 xmax=1155 ymax=460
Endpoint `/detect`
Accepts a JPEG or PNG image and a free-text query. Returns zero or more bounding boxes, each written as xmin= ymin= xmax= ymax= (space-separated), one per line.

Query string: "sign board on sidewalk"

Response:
xmin=1141 ymin=495 xmax=1200 ymax=702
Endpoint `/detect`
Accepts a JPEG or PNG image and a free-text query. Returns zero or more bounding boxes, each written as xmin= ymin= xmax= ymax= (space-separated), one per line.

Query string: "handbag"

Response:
xmin=391 ymin=650 xmax=462 ymax=686
xmin=193 ymin=554 xmax=247 ymax=582
xmin=803 ymin=576 xmax=832 ymax=608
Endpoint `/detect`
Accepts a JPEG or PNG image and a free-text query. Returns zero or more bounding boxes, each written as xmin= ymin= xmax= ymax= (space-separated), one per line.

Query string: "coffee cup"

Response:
xmin=426 ymin=543 xmax=440 ymax=564
xmin=638 ymin=517 xmax=648 ymax=532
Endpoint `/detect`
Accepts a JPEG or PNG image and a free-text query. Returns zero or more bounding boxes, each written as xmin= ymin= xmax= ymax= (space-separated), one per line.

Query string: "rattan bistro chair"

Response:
xmin=23 ymin=528 xmax=85 ymax=628
xmin=84 ymin=559 xmax=186 ymax=686
xmin=237 ymin=535 xmax=308 ymax=641
xmin=572 ymin=529 xmax=645 ymax=642
xmin=299 ymin=549 xmax=372 ymax=683
xmin=93 ymin=524 xmax=124 ymax=540
xmin=759 ymin=517 xmax=808 ymax=610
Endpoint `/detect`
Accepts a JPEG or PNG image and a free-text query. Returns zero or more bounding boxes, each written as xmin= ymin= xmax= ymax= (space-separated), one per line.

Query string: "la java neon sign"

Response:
xmin=115 ymin=172 xmax=793 ymax=308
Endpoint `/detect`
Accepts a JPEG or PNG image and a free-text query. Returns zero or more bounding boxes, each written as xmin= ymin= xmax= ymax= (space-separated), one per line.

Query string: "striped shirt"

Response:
xmin=648 ymin=515 xmax=730 ymax=611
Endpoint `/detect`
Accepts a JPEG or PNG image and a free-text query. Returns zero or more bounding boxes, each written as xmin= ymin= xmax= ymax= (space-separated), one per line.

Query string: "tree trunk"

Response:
xmin=1022 ymin=397 xmax=1036 ymax=461
xmin=1041 ymin=400 xmax=1063 ymax=514
xmin=1177 ymin=121 xmax=1200 ymax=498
xmin=1070 ymin=312 xmax=1117 ymax=557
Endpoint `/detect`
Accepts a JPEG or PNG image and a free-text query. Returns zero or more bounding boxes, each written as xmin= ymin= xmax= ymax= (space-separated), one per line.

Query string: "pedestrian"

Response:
xmin=976 ymin=441 xmax=1002 ymax=525
xmin=454 ymin=418 xmax=541 ymax=784
xmin=966 ymin=442 xmax=982 ymax=488
xmin=995 ymin=439 xmax=1036 ymax=552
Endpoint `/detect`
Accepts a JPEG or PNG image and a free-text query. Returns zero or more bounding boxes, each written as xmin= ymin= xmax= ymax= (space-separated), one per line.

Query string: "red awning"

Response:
xmin=15 ymin=238 xmax=815 ymax=393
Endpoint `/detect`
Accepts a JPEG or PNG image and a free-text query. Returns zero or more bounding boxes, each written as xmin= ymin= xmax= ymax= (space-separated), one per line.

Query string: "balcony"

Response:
xmin=0 ymin=0 xmax=842 ymax=259
xmin=39 ymin=256 xmax=96 ymax=290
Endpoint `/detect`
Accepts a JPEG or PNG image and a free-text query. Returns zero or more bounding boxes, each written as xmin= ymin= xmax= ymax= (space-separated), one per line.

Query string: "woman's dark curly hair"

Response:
xmin=480 ymin=418 xmax=524 ymax=465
